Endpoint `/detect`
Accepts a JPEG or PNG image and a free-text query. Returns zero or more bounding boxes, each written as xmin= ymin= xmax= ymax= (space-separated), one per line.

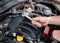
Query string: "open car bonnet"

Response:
xmin=0 ymin=0 xmax=27 ymax=14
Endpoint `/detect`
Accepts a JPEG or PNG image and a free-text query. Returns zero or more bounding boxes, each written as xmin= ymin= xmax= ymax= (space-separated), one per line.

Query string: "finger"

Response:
xmin=35 ymin=21 xmax=42 ymax=27
xmin=32 ymin=20 xmax=42 ymax=27
xmin=31 ymin=20 xmax=35 ymax=25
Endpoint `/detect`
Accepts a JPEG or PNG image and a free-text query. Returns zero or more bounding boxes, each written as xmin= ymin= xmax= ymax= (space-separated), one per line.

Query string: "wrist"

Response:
xmin=46 ymin=17 xmax=51 ymax=25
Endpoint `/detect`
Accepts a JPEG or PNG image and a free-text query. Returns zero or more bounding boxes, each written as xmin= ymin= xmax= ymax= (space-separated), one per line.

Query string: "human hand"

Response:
xmin=52 ymin=30 xmax=60 ymax=41
xmin=32 ymin=16 xmax=50 ymax=27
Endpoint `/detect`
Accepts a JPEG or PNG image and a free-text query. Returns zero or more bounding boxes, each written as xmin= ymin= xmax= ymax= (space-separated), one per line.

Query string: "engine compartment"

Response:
xmin=0 ymin=0 xmax=60 ymax=43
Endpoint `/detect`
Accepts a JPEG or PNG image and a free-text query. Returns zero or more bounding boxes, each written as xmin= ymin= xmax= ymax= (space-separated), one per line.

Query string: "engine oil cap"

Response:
xmin=16 ymin=36 xmax=23 ymax=42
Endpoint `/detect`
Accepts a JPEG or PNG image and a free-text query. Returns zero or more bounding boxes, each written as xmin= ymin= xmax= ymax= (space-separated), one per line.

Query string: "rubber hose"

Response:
xmin=16 ymin=28 xmax=36 ymax=40
xmin=20 ymin=22 xmax=42 ymax=36
xmin=18 ymin=26 xmax=36 ymax=38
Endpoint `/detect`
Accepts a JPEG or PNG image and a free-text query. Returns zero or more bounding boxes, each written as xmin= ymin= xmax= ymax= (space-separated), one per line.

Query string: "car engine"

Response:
xmin=0 ymin=0 xmax=60 ymax=43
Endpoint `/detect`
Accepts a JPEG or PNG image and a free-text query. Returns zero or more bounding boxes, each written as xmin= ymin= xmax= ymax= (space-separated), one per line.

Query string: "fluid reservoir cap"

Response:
xmin=16 ymin=36 xmax=24 ymax=42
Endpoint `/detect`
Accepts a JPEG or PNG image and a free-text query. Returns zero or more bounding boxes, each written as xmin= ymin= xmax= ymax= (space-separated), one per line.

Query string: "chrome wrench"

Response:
xmin=22 ymin=12 xmax=32 ymax=20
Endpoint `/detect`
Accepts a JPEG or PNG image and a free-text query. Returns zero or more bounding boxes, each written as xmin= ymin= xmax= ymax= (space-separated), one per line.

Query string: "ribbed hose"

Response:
xmin=20 ymin=22 xmax=42 ymax=36
xmin=16 ymin=28 xmax=33 ymax=40
xmin=18 ymin=26 xmax=36 ymax=38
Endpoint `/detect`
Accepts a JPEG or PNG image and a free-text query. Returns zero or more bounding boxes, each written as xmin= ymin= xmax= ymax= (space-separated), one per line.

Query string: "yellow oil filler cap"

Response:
xmin=16 ymin=36 xmax=23 ymax=42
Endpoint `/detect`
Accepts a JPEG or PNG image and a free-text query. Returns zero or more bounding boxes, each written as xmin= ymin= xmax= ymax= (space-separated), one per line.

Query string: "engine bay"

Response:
xmin=0 ymin=0 xmax=60 ymax=43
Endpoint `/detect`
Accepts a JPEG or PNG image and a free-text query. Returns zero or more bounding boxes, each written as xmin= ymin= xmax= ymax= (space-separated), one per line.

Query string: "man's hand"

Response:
xmin=52 ymin=30 xmax=60 ymax=41
xmin=32 ymin=16 xmax=50 ymax=27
